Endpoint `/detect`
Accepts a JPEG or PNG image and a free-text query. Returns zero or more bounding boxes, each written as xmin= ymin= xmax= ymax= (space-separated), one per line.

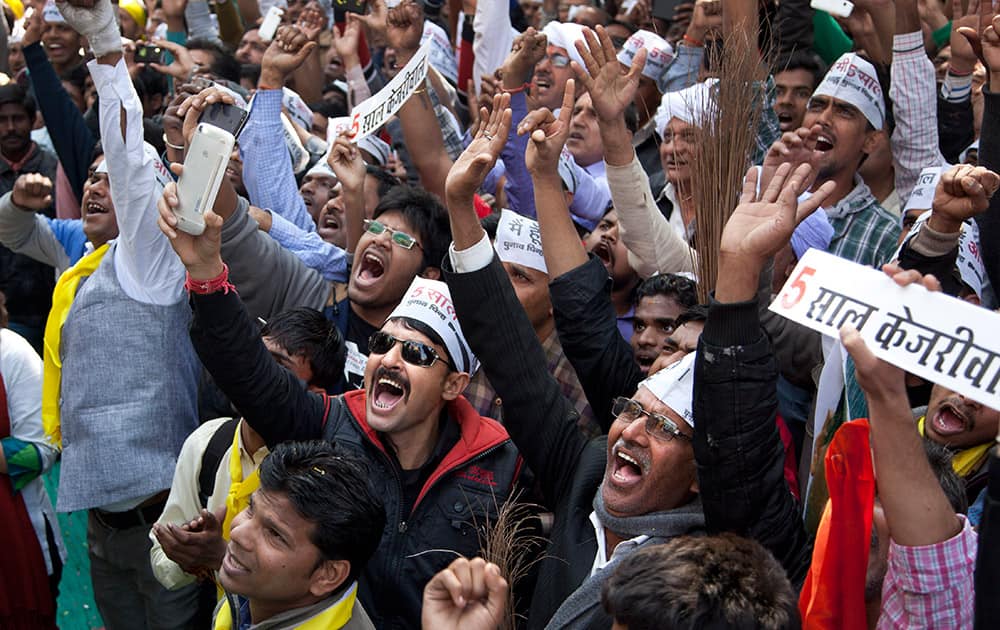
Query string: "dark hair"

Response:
xmin=257 ymin=441 xmax=386 ymax=589
xmin=635 ymin=274 xmax=698 ymax=309
xmin=90 ymin=140 xmax=105 ymax=165
xmin=61 ymin=63 xmax=90 ymax=94
xmin=624 ymin=102 xmax=639 ymax=134
xmin=260 ymin=308 xmax=346 ymax=393
xmin=922 ymin=439 xmax=968 ymax=515
xmin=186 ymin=38 xmax=241 ymax=83
xmin=133 ymin=66 xmax=169 ymax=100
xmin=480 ymin=212 xmax=500 ymax=240
xmin=601 ymin=534 xmax=800 ymax=630
xmin=675 ymin=304 xmax=709 ymax=327
xmin=308 ymin=100 xmax=349 ymax=119
xmin=240 ymin=63 xmax=261 ymax=86
xmin=365 ymin=166 xmax=402 ymax=199
xmin=0 ymin=83 xmax=35 ymax=119
xmin=372 ymin=185 xmax=451 ymax=272
xmin=772 ymin=50 xmax=827 ymax=92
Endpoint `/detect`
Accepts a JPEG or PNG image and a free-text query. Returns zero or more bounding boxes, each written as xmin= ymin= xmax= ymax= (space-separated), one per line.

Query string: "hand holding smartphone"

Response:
xmin=810 ymin=0 xmax=854 ymax=18
xmin=173 ymin=124 xmax=236 ymax=236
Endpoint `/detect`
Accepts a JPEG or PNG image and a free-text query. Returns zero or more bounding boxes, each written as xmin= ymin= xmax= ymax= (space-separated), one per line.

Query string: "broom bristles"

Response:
xmin=689 ymin=25 xmax=768 ymax=302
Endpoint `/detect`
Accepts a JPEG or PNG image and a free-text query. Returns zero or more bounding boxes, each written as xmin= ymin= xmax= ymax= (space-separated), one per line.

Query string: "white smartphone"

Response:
xmin=810 ymin=0 xmax=853 ymax=18
xmin=174 ymin=123 xmax=235 ymax=236
xmin=259 ymin=6 xmax=284 ymax=42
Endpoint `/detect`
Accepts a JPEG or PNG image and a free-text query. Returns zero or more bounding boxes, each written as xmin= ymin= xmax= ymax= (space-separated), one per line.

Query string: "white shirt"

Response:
xmin=1 ymin=328 xmax=65 ymax=573
xmin=587 ymin=511 xmax=649 ymax=575
xmin=149 ymin=418 xmax=269 ymax=590
xmin=89 ymin=58 xmax=186 ymax=306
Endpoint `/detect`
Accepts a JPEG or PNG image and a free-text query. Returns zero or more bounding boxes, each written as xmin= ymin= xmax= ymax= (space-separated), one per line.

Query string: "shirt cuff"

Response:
xmin=893 ymin=31 xmax=925 ymax=53
xmin=448 ymin=233 xmax=494 ymax=273
xmin=941 ymin=71 xmax=974 ymax=102
xmin=887 ymin=515 xmax=977 ymax=593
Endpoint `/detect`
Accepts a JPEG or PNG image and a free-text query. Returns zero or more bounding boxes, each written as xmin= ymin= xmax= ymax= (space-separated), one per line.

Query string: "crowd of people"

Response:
xmin=0 ymin=0 xmax=998 ymax=627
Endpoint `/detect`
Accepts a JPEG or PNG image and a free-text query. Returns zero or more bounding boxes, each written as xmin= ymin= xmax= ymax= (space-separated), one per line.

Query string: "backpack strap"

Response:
xmin=198 ymin=418 xmax=241 ymax=510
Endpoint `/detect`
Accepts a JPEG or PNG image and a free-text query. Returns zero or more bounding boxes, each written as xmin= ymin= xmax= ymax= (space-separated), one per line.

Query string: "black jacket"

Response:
xmin=974 ymin=451 xmax=998 ymax=629
xmin=695 ymin=297 xmax=813 ymax=589
xmin=976 ymin=88 xmax=1000 ymax=301
xmin=189 ymin=290 xmax=523 ymax=630
xmin=446 ymin=255 xmax=612 ymax=629
xmin=550 ymin=255 xmax=643 ymax=430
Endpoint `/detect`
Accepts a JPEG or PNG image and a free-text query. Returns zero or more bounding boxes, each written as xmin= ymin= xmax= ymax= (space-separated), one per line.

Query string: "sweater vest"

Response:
xmin=56 ymin=244 xmax=200 ymax=512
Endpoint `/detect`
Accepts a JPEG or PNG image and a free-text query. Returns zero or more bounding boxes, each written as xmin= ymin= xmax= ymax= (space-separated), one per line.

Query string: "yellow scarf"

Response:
xmin=42 ymin=244 xmax=110 ymax=447
xmin=223 ymin=421 xmax=261 ymax=540
xmin=917 ymin=416 xmax=993 ymax=478
xmin=214 ymin=582 xmax=359 ymax=630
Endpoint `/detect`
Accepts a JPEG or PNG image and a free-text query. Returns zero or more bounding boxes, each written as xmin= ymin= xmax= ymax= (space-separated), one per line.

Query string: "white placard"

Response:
xmin=347 ymin=41 xmax=430 ymax=143
xmin=770 ymin=248 xmax=1000 ymax=409
xmin=282 ymin=87 xmax=314 ymax=132
xmin=326 ymin=116 xmax=353 ymax=145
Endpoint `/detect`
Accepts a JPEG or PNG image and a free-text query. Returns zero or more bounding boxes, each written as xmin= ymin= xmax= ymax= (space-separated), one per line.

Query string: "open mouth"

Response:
xmin=85 ymin=200 xmax=108 ymax=215
xmin=634 ymin=351 xmax=655 ymax=373
xmin=591 ymin=241 xmax=613 ymax=268
xmin=568 ymin=131 xmax=585 ymax=142
xmin=355 ymin=249 xmax=386 ymax=284
xmin=371 ymin=370 xmax=408 ymax=412
xmin=533 ymin=76 xmax=551 ymax=92
xmin=609 ymin=447 xmax=644 ymax=486
xmin=816 ymin=134 xmax=835 ymax=152
xmin=222 ymin=548 xmax=250 ymax=576
xmin=930 ymin=403 xmax=968 ymax=437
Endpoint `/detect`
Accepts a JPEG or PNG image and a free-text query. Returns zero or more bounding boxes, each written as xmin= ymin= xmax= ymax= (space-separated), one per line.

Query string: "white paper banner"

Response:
xmin=283 ymin=87 xmax=313 ymax=132
xmin=326 ymin=116 xmax=353 ymax=145
xmin=770 ymin=248 xmax=1000 ymax=409
xmin=348 ymin=41 xmax=430 ymax=143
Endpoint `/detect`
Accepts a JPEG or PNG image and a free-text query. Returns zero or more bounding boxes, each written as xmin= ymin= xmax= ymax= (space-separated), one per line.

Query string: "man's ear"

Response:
xmin=309 ymin=559 xmax=351 ymax=598
xmin=420 ymin=266 xmax=442 ymax=280
xmin=861 ymin=127 xmax=886 ymax=158
xmin=440 ymin=371 xmax=470 ymax=401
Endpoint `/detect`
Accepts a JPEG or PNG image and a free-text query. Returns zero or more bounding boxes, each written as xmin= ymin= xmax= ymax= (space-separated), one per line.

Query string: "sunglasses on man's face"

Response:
xmin=363 ymin=219 xmax=422 ymax=250
xmin=368 ymin=331 xmax=455 ymax=370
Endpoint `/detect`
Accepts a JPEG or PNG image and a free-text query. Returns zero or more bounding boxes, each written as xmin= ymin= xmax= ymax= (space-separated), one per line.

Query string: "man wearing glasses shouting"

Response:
xmin=157 ymin=185 xmax=523 ymax=630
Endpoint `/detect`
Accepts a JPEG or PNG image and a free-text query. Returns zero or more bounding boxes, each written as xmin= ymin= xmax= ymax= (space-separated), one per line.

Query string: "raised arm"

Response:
xmin=522 ymin=80 xmax=643 ymax=428
xmin=891 ymin=0 xmax=947 ymax=201
xmin=157 ymin=182 xmax=327 ymax=445
xmin=574 ymin=26 xmax=697 ymax=276
xmin=22 ymin=8 xmax=94 ymax=202
xmin=697 ymin=164 xmax=835 ymax=587
xmin=240 ymin=24 xmax=317 ymax=233
xmin=392 ymin=1 xmax=453 ymax=201
xmin=443 ymin=94 xmax=593 ymax=504
xmin=59 ymin=0 xmax=187 ymax=306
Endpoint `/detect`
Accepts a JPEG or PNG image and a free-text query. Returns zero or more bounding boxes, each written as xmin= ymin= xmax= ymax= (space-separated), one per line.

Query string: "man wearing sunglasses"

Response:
xmin=158 ymin=188 xmax=522 ymax=629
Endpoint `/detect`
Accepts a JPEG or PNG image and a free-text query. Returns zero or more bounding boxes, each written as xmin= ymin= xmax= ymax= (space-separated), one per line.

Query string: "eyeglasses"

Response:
xmin=368 ymin=331 xmax=454 ymax=370
xmin=363 ymin=219 xmax=423 ymax=251
xmin=612 ymin=397 xmax=691 ymax=442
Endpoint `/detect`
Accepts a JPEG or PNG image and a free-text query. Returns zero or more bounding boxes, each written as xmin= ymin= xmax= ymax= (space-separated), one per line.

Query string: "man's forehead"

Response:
xmin=375 ymin=209 xmax=417 ymax=233
xmin=547 ymin=44 xmax=569 ymax=56
xmin=775 ymin=68 xmax=815 ymax=87
xmin=808 ymin=93 xmax=861 ymax=114
xmin=633 ymin=385 xmax=690 ymax=431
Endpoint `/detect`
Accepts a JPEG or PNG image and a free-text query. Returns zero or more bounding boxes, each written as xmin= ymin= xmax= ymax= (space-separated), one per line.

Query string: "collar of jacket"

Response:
xmin=342 ymin=389 xmax=512 ymax=504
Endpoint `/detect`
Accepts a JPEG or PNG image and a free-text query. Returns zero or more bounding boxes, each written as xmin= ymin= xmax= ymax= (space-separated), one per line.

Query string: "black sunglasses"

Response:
xmin=368 ymin=331 xmax=455 ymax=370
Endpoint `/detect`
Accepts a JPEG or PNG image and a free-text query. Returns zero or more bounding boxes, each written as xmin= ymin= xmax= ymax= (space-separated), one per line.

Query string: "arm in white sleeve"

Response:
xmin=472 ymin=1 xmax=513 ymax=97
xmin=890 ymin=32 xmax=946 ymax=203
xmin=605 ymin=154 xmax=697 ymax=276
xmin=89 ymin=58 xmax=185 ymax=305
xmin=448 ymin=232 xmax=494 ymax=273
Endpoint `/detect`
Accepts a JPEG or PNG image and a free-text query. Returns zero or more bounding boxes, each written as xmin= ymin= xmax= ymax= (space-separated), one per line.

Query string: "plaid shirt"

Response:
xmin=826 ymin=178 xmax=901 ymax=268
xmin=463 ymin=329 xmax=599 ymax=438
xmin=877 ymin=516 xmax=977 ymax=629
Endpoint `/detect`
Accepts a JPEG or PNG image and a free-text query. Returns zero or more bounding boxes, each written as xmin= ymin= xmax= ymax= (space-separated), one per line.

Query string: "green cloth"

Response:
xmin=933 ymin=22 xmax=953 ymax=50
xmin=812 ymin=11 xmax=854 ymax=65
xmin=1 ymin=436 xmax=41 ymax=491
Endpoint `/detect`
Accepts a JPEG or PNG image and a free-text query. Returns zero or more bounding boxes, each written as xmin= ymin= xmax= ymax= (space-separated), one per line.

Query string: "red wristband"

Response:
xmin=185 ymin=264 xmax=237 ymax=295
xmin=683 ymin=34 xmax=704 ymax=47
xmin=503 ymin=82 xmax=531 ymax=94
